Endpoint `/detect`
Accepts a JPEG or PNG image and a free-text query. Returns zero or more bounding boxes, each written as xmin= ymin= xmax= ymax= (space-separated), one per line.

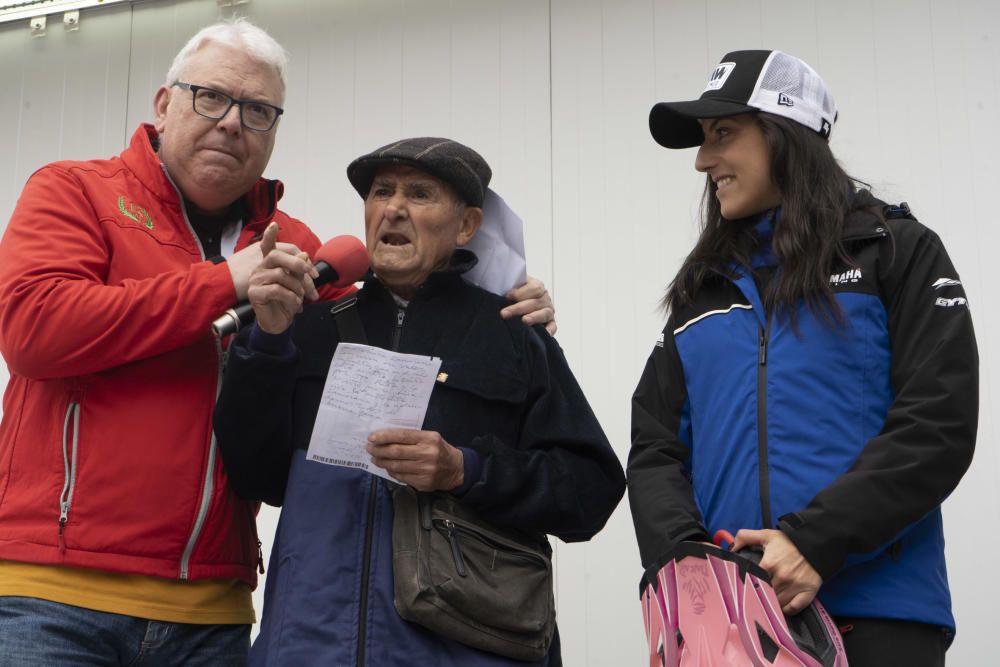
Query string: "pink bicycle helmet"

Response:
xmin=640 ymin=541 xmax=848 ymax=667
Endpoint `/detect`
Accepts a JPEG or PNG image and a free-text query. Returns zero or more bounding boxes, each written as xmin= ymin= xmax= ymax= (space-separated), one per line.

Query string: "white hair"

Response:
xmin=165 ymin=18 xmax=287 ymax=98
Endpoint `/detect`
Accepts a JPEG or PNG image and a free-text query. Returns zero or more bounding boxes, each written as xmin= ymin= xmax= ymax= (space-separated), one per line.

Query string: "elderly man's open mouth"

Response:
xmin=380 ymin=232 xmax=410 ymax=246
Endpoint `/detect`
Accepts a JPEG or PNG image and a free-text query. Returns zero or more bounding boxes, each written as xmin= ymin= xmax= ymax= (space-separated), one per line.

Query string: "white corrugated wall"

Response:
xmin=0 ymin=1 xmax=996 ymax=664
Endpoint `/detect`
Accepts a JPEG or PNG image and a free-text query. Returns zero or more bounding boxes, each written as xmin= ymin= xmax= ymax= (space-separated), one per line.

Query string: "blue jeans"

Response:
xmin=0 ymin=596 xmax=249 ymax=666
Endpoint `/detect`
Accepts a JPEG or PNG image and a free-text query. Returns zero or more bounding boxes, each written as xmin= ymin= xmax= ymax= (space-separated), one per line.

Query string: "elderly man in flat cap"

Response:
xmin=213 ymin=137 xmax=625 ymax=666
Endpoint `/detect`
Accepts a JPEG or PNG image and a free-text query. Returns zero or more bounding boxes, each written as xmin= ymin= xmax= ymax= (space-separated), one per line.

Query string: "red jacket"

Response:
xmin=0 ymin=124 xmax=348 ymax=587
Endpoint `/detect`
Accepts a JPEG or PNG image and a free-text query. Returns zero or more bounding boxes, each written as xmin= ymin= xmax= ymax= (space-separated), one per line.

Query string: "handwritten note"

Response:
xmin=305 ymin=343 xmax=442 ymax=481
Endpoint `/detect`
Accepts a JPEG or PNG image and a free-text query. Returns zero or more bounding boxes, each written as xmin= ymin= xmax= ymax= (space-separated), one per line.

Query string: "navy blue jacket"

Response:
xmin=628 ymin=198 xmax=977 ymax=635
xmin=215 ymin=253 xmax=625 ymax=666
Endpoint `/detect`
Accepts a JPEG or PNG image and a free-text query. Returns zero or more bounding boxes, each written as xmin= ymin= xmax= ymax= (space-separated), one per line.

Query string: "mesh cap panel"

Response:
xmin=760 ymin=52 xmax=803 ymax=96
xmin=748 ymin=51 xmax=837 ymax=137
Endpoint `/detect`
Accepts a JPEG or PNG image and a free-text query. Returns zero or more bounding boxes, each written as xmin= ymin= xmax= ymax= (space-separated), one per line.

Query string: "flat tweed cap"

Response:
xmin=347 ymin=137 xmax=492 ymax=207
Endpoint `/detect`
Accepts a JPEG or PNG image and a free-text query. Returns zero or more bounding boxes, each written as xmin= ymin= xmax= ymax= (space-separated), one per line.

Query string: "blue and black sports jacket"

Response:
xmin=628 ymin=195 xmax=978 ymax=634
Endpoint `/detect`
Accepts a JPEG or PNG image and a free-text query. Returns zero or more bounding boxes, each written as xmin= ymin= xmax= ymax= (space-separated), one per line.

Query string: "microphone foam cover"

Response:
xmin=314 ymin=235 xmax=370 ymax=287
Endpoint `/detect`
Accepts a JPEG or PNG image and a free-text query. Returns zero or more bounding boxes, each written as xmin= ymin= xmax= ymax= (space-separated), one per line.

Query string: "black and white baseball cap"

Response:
xmin=649 ymin=50 xmax=838 ymax=149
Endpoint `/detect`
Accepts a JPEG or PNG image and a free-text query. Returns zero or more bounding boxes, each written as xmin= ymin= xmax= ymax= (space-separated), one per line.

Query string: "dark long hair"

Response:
xmin=664 ymin=112 xmax=865 ymax=328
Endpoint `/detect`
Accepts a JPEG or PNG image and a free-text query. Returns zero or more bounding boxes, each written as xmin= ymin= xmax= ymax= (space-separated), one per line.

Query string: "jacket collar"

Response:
xmin=750 ymin=209 xmax=778 ymax=268
xmin=841 ymin=190 xmax=888 ymax=241
xmin=364 ymin=249 xmax=479 ymax=302
xmin=120 ymin=123 xmax=284 ymax=230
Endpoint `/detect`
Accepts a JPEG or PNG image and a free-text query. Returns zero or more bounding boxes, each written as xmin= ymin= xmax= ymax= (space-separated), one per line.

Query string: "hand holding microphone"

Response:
xmin=212 ymin=224 xmax=370 ymax=337
xmin=248 ymin=223 xmax=318 ymax=334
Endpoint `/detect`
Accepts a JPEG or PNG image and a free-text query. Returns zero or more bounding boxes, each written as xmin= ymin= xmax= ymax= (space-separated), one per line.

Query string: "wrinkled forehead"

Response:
xmin=371 ymin=164 xmax=459 ymax=198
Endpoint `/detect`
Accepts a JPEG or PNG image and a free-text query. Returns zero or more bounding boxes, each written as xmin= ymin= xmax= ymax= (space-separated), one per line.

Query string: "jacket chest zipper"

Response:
xmin=161 ymin=164 xmax=207 ymax=261
xmin=391 ymin=308 xmax=405 ymax=350
xmin=162 ymin=164 xmax=222 ymax=579
xmin=58 ymin=402 xmax=81 ymax=553
xmin=756 ymin=321 xmax=774 ymax=528
xmin=357 ymin=304 xmax=406 ymax=667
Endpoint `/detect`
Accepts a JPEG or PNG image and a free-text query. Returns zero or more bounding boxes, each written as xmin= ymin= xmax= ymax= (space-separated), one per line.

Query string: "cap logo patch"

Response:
xmin=704 ymin=62 xmax=735 ymax=91
xmin=777 ymin=93 xmax=794 ymax=107
xmin=819 ymin=119 xmax=832 ymax=138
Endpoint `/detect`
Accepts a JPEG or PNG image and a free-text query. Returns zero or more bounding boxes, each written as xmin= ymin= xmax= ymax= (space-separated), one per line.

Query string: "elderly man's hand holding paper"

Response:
xmin=366 ymin=428 xmax=465 ymax=492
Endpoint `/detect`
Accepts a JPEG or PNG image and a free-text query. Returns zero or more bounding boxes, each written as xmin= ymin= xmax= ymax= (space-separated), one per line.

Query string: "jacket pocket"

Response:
xmin=58 ymin=400 xmax=81 ymax=552
xmin=434 ymin=358 xmax=527 ymax=405
xmin=429 ymin=516 xmax=552 ymax=631
xmin=427 ymin=360 xmax=527 ymax=445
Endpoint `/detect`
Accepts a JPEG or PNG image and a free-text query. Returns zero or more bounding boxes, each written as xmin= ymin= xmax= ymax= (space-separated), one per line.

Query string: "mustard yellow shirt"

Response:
xmin=0 ymin=561 xmax=254 ymax=625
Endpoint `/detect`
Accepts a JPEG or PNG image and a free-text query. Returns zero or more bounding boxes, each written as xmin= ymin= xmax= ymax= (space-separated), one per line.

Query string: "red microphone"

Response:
xmin=311 ymin=235 xmax=370 ymax=290
xmin=212 ymin=235 xmax=370 ymax=337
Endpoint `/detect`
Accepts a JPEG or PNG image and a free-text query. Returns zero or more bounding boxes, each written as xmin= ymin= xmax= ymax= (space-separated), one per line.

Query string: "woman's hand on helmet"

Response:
xmin=732 ymin=528 xmax=822 ymax=615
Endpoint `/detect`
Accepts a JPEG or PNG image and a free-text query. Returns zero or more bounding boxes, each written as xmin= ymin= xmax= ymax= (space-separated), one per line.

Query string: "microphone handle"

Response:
xmin=211 ymin=302 xmax=256 ymax=338
xmin=314 ymin=260 xmax=338 ymax=285
xmin=211 ymin=261 xmax=341 ymax=338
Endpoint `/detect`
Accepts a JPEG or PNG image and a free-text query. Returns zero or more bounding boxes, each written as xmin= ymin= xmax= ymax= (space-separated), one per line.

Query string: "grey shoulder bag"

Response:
xmin=391 ymin=486 xmax=555 ymax=661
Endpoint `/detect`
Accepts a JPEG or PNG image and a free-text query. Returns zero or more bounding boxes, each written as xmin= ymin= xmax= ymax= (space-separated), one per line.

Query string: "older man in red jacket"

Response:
xmin=0 ymin=18 xmax=553 ymax=667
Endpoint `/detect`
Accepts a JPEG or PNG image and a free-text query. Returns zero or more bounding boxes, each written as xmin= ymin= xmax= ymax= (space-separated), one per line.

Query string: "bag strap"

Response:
xmin=330 ymin=294 xmax=368 ymax=345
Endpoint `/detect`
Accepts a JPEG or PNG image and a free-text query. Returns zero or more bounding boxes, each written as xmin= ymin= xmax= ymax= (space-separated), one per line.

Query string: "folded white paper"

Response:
xmin=462 ymin=188 xmax=528 ymax=297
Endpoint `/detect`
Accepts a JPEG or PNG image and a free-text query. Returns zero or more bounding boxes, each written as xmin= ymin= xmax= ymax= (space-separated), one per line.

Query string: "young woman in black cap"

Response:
xmin=628 ymin=50 xmax=978 ymax=666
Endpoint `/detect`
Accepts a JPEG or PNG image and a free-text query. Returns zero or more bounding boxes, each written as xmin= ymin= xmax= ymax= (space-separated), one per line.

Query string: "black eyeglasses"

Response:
xmin=172 ymin=82 xmax=284 ymax=132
